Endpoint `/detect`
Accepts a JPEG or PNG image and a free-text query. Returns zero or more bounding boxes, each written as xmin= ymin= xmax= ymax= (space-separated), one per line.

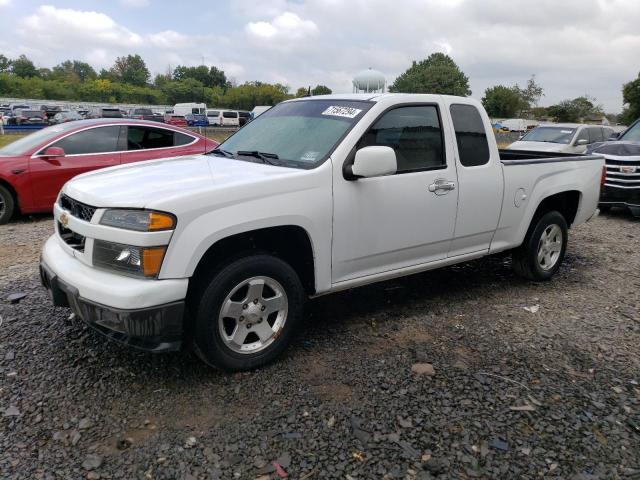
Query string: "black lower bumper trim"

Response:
xmin=40 ymin=262 xmax=184 ymax=352
xmin=601 ymin=185 xmax=640 ymax=208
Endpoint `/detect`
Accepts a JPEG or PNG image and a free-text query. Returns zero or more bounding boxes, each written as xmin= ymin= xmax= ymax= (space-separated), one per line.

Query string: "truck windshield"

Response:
xmin=521 ymin=127 xmax=576 ymax=144
xmin=620 ymin=121 xmax=640 ymax=141
xmin=217 ymin=100 xmax=373 ymax=168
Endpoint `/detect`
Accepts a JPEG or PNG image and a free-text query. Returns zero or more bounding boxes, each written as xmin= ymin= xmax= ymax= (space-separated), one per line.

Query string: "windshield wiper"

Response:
xmin=236 ymin=150 xmax=280 ymax=165
xmin=209 ymin=147 xmax=234 ymax=157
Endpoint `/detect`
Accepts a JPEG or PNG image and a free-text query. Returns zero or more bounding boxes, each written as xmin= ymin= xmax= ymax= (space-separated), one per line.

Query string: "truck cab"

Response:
xmin=40 ymin=94 xmax=604 ymax=371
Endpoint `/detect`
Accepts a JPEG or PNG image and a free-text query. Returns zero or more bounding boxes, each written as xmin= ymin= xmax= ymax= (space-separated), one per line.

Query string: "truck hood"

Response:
xmin=63 ymin=155 xmax=300 ymax=209
xmin=507 ymin=141 xmax=569 ymax=152
xmin=590 ymin=140 xmax=640 ymax=159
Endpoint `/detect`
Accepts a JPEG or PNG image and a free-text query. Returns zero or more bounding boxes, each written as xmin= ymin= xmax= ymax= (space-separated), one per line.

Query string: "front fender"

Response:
xmin=159 ymin=163 xmax=333 ymax=293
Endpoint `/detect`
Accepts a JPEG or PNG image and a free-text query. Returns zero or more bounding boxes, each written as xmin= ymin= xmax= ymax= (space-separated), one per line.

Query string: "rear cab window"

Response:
xmin=450 ymin=104 xmax=490 ymax=167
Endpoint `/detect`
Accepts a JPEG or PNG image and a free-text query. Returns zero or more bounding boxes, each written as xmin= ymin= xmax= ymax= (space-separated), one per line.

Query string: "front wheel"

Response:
xmin=512 ymin=211 xmax=568 ymax=281
xmin=192 ymin=255 xmax=305 ymax=371
xmin=0 ymin=185 xmax=16 ymax=225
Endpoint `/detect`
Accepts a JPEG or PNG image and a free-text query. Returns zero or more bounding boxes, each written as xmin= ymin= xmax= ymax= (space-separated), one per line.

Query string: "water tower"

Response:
xmin=353 ymin=68 xmax=386 ymax=93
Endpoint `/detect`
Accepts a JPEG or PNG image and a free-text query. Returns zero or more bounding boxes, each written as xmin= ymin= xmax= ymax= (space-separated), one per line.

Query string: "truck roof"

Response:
xmin=286 ymin=93 xmax=478 ymax=104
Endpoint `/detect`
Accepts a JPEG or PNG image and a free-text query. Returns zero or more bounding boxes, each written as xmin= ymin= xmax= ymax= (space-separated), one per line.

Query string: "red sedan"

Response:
xmin=0 ymin=119 xmax=217 ymax=224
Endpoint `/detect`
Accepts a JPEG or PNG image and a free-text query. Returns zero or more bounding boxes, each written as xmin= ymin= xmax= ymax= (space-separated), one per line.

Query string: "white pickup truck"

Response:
xmin=40 ymin=94 xmax=604 ymax=371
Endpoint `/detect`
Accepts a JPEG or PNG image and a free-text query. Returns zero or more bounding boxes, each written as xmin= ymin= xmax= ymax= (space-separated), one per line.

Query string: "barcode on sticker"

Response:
xmin=322 ymin=106 xmax=362 ymax=118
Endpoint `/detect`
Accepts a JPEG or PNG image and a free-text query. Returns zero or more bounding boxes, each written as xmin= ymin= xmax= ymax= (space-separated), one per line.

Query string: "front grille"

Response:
xmin=59 ymin=194 xmax=97 ymax=222
xmin=58 ymin=221 xmax=86 ymax=252
xmin=604 ymin=158 xmax=640 ymax=190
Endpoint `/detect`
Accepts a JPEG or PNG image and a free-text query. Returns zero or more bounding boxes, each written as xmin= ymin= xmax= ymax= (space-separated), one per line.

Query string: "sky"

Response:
xmin=0 ymin=0 xmax=638 ymax=113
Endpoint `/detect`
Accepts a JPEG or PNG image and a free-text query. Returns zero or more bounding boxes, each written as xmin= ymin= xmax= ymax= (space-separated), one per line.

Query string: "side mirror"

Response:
xmin=346 ymin=146 xmax=397 ymax=180
xmin=608 ymin=132 xmax=620 ymax=140
xmin=42 ymin=146 xmax=66 ymax=158
xmin=576 ymin=139 xmax=588 ymax=146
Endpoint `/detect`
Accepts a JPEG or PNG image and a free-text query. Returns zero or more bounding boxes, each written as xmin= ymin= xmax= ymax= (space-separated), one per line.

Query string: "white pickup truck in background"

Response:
xmin=40 ymin=94 xmax=604 ymax=371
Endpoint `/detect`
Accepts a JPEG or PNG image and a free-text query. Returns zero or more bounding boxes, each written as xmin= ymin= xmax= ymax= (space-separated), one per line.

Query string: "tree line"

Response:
xmin=387 ymin=52 xmax=638 ymax=124
xmin=1 ymin=51 xmax=638 ymax=123
xmin=0 ymin=53 xmax=332 ymax=110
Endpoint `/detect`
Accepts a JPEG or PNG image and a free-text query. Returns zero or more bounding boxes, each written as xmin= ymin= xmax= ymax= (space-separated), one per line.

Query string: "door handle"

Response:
xmin=428 ymin=179 xmax=456 ymax=194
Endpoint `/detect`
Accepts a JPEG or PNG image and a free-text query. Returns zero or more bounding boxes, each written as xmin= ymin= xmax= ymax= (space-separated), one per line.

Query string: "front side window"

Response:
xmin=358 ymin=105 xmax=445 ymax=173
xmin=127 ymin=126 xmax=174 ymax=150
xmin=218 ymin=99 xmax=373 ymax=168
xmin=51 ymin=126 xmax=121 ymax=155
xmin=450 ymin=104 xmax=490 ymax=167
xmin=575 ymin=128 xmax=589 ymax=144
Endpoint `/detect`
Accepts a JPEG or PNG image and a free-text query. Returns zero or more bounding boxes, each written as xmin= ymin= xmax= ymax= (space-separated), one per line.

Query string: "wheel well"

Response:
xmin=0 ymin=179 xmax=19 ymax=211
xmin=190 ymin=225 xmax=316 ymax=295
xmin=533 ymin=190 xmax=581 ymax=227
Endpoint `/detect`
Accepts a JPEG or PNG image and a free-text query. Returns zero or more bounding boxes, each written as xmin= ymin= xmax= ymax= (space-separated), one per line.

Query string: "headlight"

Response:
xmin=100 ymin=209 xmax=176 ymax=232
xmin=93 ymin=240 xmax=166 ymax=278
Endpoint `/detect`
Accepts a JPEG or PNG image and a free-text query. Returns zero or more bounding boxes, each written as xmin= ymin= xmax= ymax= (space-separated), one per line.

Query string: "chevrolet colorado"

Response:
xmin=40 ymin=94 xmax=604 ymax=371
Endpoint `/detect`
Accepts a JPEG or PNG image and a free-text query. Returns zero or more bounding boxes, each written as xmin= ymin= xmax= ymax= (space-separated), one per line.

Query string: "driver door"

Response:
xmin=28 ymin=125 xmax=122 ymax=210
xmin=332 ymin=103 xmax=459 ymax=284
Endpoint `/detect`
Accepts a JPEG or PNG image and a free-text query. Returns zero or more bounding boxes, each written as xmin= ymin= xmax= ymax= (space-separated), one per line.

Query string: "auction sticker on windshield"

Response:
xmin=322 ymin=106 xmax=363 ymax=118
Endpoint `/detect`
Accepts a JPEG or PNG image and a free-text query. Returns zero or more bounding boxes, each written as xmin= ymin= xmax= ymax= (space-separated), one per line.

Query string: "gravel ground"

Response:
xmin=1 ymin=211 xmax=639 ymax=480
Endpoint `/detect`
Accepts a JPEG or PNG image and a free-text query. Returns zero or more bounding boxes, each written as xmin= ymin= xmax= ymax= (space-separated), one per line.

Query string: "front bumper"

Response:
xmin=600 ymin=185 xmax=640 ymax=209
xmin=41 ymin=235 xmax=188 ymax=352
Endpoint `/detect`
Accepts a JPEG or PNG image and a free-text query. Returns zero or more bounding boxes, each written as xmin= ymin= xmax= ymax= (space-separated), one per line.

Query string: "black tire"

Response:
xmin=512 ymin=210 xmax=568 ymax=281
xmin=191 ymin=254 xmax=305 ymax=372
xmin=599 ymin=205 xmax=612 ymax=212
xmin=0 ymin=184 xmax=16 ymax=225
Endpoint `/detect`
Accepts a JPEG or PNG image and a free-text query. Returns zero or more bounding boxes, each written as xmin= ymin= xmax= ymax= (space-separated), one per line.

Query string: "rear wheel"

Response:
xmin=512 ymin=211 xmax=568 ymax=281
xmin=192 ymin=254 xmax=305 ymax=371
xmin=0 ymin=185 xmax=16 ymax=225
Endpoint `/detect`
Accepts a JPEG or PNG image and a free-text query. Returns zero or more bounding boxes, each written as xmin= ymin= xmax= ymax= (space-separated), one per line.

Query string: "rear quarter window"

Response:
xmin=450 ymin=104 xmax=490 ymax=167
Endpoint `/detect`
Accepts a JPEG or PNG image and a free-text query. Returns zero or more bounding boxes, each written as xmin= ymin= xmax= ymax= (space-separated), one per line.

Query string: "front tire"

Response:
xmin=192 ymin=255 xmax=305 ymax=371
xmin=512 ymin=211 xmax=568 ymax=281
xmin=0 ymin=185 xmax=16 ymax=225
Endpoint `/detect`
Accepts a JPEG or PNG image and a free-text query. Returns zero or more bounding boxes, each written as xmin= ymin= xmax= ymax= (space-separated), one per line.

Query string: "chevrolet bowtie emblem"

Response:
xmin=60 ymin=212 xmax=69 ymax=228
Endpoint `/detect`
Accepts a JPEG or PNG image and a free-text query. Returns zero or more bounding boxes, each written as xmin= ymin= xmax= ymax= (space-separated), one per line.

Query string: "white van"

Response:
xmin=251 ymin=106 xmax=271 ymax=119
xmin=173 ymin=103 xmax=207 ymax=116
xmin=206 ymin=109 xmax=239 ymax=127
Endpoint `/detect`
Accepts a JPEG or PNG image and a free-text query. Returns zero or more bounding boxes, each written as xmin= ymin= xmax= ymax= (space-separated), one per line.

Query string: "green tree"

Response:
xmin=110 ymin=54 xmax=150 ymax=86
xmin=482 ymin=85 xmax=525 ymax=118
xmin=295 ymin=87 xmax=309 ymax=97
xmin=52 ymin=60 xmax=97 ymax=82
xmin=516 ymin=75 xmax=544 ymax=108
xmin=0 ymin=54 xmax=11 ymax=73
xmin=620 ymin=72 xmax=640 ymax=125
xmin=547 ymin=96 xmax=604 ymax=122
xmin=173 ymin=64 xmax=227 ymax=88
xmin=11 ymin=54 xmax=39 ymax=78
xmin=312 ymin=85 xmax=332 ymax=95
xmin=389 ymin=52 xmax=471 ymax=96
